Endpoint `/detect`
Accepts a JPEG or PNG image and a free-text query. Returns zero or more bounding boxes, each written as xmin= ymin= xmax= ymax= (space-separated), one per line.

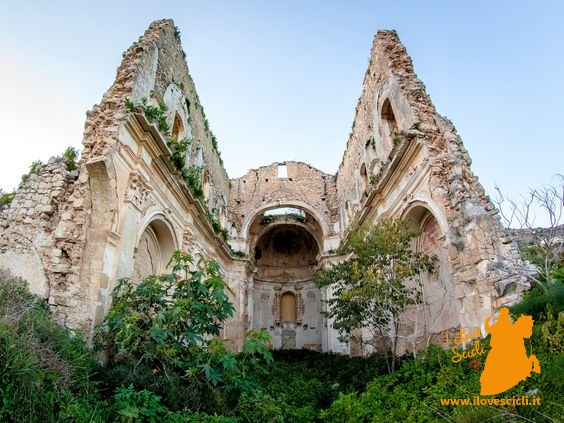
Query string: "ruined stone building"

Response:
xmin=0 ymin=20 xmax=527 ymax=353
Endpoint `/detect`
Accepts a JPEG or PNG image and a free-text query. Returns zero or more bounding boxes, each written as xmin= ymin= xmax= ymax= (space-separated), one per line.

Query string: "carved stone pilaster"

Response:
xmin=295 ymin=285 xmax=304 ymax=325
xmin=272 ymin=286 xmax=281 ymax=326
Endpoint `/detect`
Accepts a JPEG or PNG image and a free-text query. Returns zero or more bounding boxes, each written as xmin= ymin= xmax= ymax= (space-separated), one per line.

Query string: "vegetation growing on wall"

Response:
xmin=207 ymin=211 xmax=229 ymax=241
xmin=0 ymin=189 xmax=15 ymax=209
xmin=60 ymin=146 xmax=79 ymax=171
xmin=194 ymin=95 xmax=223 ymax=166
xmin=1 ymin=252 xmax=562 ymax=421
xmin=124 ymin=98 xmax=233 ymax=244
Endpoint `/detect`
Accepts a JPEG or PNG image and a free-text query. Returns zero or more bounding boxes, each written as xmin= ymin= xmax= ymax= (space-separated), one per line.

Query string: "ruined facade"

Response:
xmin=0 ymin=20 xmax=527 ymax=353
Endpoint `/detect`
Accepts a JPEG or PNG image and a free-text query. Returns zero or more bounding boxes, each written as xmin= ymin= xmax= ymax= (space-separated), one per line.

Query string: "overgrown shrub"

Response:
xmin=0 ymin=268 xmax=100 ymax=422
xmin=61 ymin=146 xmax=78 ymax=171
xmin=509 ymin=278 xmax=564 ymax=320
xmin=95 ymin=251 xmax=272 ymax=413
xmin=0 ymin=190 xmax=15 ymax=209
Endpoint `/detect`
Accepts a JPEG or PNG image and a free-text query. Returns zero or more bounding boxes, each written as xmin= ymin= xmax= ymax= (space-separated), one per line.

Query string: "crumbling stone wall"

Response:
xmin=228 ymin=161 xmax=339 ymax=252
xmin=336 ymin=30 xmax=528 ymax=351
xmin=0 ymin=158 xmax=90 ymax=330
xmin=0 ymin=20 xmax=238 ymax=338
xmin=0 ymin=22 xmax=528 ymax=353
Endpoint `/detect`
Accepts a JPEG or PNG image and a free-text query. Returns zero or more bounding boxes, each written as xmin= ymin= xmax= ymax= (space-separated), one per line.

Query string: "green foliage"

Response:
xmin=142 ymin=98 xmax=170 ymax=134
xmin=167 ymin=137 xmax=191 ymax=172
xmin=0 ymin=269 xmax=100 ymax=422
xmin=96 ymin=252 xmax=271 ymax=413
xmin=29 ymin=160 xmax=44 ymax=174
xmin=260 ymin=214 xmax=276 ymax=225
xmin=252 ymin=349 xmax=387 ymax=418
xmin=315 ymin=219 xmax=436 ymax=372
xmin=183 ymin=165 xmax=204 ymax=199
xmin=97 ymin=251 xmax=235 ymax=366
xmin=0 ymin=190 xmax=15 ymax=208
xmin=1 ymin=269 xmax=561 ymax=423
xmin=173 ymin=26 xmax=181 ymax=40
xmin=112 ymin=385 xmax=167 ymax=422
xmin=198 ymin=104 xmax=223 ymax=164
xmin=207 ymin=212 xmax=229 ymax=241
xmin=509 ymin=278 xmax=564 ymax=321
xmin=541 ymin=306 xmax=563 ymax=355
xmin=124 ymin=98 xmax=136 ymax=112
xmin=235 ymin=391 xmax=284 ymax=423
xmin=231 ymin=250 xmax=247 ymax=258
xmin=61 ymin=146 xmax=78 ymax=171
xmin=289 ymin=212 xmax=306 ymax=223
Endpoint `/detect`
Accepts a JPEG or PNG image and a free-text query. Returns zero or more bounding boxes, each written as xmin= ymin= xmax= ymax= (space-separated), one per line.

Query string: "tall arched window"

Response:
xmin=381 ymin=99 xmax=397 ymax=141
xmin=202 ymin=170 xmax=211 ymax=201
xmin=280 ymin=292 xmax=297 ymax=323
xmin=359 ymin=163 xmax=368 ymax=194
xmin=171 ymin=113 xmax=185 ymax=142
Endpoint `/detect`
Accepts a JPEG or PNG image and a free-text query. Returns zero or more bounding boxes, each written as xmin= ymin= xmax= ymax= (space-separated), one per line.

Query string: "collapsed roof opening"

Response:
xmin=254 ymin=225 xmax=318 ymax=267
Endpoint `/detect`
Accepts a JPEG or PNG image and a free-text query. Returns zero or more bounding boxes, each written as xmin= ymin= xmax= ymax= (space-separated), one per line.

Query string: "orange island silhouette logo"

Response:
xmin=440 ymin=307 xmax=541 ymax=396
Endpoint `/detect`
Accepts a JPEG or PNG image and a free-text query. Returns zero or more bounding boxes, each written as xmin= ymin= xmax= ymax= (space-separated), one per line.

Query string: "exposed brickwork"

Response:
xmin=0 ymin=22 xmax=528 ymax=352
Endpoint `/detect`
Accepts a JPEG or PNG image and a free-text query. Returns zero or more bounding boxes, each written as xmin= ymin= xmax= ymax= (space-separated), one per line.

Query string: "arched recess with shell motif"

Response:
xmin=131 ymin=215 xmax=178 ymax=282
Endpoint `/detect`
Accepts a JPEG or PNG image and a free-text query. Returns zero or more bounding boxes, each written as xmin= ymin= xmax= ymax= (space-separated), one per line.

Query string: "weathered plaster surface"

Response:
xmin=0 ymin=23 xmax=527 ymax=352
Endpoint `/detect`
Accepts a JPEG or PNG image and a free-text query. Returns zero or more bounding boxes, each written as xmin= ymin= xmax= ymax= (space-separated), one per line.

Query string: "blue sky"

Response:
xmin=1 ymin=1 xmax=562 ymax=226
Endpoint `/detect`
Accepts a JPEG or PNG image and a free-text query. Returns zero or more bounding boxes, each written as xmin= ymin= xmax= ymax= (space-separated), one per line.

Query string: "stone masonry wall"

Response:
xmin=0 ymin=22 xmax=529 ymax=351
xmin=228 ymin=161 xmax=339 ymax=251
xmin=83 ymin=19 xmax=230 ymax=210
xmin=335 ymin=30 xmax=528 ymax=344
xmin=0 ymin=157 xmax=91 ymax=330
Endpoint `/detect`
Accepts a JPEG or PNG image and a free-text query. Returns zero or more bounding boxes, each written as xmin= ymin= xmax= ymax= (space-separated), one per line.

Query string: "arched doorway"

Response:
xmin=248 ymin=208 xmax=323 ymax=351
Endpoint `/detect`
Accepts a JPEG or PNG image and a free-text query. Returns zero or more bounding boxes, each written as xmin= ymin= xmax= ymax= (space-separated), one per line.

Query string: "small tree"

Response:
xmin=96 ymin=250 xmax=272 ymax=412
xmin=494 ymin=174 xmax=563 ymax=291
xmin=315 ymin=219 xmax=436 ymax=372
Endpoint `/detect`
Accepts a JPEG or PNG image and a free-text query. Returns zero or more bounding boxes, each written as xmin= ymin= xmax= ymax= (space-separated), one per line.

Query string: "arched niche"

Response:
xmin=202 ymin=169 xmax=211 ymax=201
xmin=381 ymin=98 xmax=398 ymax=141
xmin=404 ymin=205 xmax=440 ymax=251
xmin=249 ymin=210 xmax=323 ymax=350
xmin=132 ymin=216 xmax=177 ymax=281
xmin=359 ymin=163 xmax=368 ymax=194
xmin=171 ymin=113 xmax=185 ymax=142
xmin=281 ymin=291 xmax=297 ymax=323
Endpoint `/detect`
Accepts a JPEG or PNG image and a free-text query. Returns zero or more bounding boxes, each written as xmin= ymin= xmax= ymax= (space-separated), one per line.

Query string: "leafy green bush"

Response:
xmin=509 ymin=279 xmax=564 ymax=320
xmin=0 ymin=269 xmax=100 ymax=422
xmin=0 ymin=190 xmax=15 ymax=208
xmin=112 ymin=385 xmax=167 ymax=423
xmin=61 ymin=146 xmax=78 ymax=171
xmin=235 ymin=391 xmax=283 ymax=423
xmin=96 ymin=251 xmax=272 ymax=413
